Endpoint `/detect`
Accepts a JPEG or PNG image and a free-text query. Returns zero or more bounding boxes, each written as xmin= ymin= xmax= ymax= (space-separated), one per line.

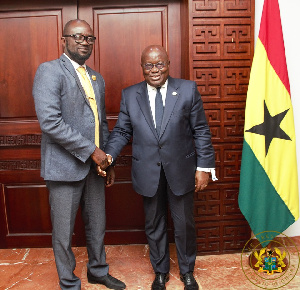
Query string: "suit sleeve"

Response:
xmin=189 ymin=81 xmax=215 ymax=168
xmin=97 ymin=75 xmax=110 ymax=150
xmin=32 ymin=62 xmax=96 ymax=163
xmin=104 ymin=89 xmax=133 ymax=160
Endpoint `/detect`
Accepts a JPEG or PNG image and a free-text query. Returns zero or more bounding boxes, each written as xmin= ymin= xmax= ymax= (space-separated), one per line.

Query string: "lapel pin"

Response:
xmin=92 ymin=75 xmax=97 ymax=81
xmin=172 ymin=92 xmax=177 ymax=96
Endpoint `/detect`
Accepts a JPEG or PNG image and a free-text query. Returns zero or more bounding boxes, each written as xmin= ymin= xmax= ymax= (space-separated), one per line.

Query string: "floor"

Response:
xmin=0 ymin=239 xmax=299 ymax=290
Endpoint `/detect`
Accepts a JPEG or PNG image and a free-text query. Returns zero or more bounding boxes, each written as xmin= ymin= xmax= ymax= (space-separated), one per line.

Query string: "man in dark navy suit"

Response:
xmin=104 ymin=45 xmax=216 ymax=290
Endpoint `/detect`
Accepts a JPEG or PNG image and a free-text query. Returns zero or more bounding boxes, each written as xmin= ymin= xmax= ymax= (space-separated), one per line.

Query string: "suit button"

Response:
xmin=157 ymin=162 xmax=161 ymax=166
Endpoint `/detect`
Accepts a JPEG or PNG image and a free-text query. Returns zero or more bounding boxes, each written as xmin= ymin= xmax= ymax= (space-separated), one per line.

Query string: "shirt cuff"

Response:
xmin=106 ymin=154 xmax=113 ymax=164
xmin=196 ymin=167 xmax=218 ymax=181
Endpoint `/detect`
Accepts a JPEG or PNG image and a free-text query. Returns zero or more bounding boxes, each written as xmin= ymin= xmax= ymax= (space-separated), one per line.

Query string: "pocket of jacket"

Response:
xmin=186 ymin=151 xmax=195 ymax=158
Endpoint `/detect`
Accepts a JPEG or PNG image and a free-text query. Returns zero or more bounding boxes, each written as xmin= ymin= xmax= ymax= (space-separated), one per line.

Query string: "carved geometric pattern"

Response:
xmin=196 ymin=221 xmax=250 ymax=254
xmin=204 ymin=104 xmax=245 ymax=142
xmin=115 ymin=155 xmax=132 ymax=167
xmin=194 ymin=182 xmax=244 ymax=221
xmin=195 ymin=182 xmax=250 ymax=255
xmin=194 ymin=61 xmax=251 ymax=101
xmin=190 ymin=0 xmax=254 ymax=254
xmin=192 ymin=0 xmax=252 ymax=17
xmin=192 ymin=20 xmax=252 ymax=60
xmin=0 ymin=135 xmax=41 ymax=147
xmin=0 ymin=160 xmax=41 ymax=171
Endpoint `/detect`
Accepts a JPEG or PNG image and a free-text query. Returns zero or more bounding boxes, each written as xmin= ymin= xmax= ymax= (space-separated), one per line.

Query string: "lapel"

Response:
xmin=136 ymin=81 xmax=158 ymax=139
xmin=159 ymin=77 xmax=179 ymax=138
xmin=85 ymin=66 xmax=102 ymax=120
xmin=60 ymin=54 xmax=91 ymax=107
xmin=86 ymin=66 xmax=100 ymax=100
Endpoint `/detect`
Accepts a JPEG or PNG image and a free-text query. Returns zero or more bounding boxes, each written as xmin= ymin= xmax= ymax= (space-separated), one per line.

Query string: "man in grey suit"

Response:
xmin=104 ymin=45 xmax=216 ymax=290
xmin=32 ymin=19 xmax=126 ymax=290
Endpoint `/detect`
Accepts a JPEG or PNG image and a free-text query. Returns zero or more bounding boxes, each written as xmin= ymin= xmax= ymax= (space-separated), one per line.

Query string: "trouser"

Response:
xmin=46 ymin=168 xmax=109 ymax=289
xmin=143 ymin=167 xmax=197 ymax=275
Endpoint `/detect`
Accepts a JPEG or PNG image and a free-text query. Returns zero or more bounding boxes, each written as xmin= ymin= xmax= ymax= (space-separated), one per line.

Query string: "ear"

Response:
xmin=61 ymin=37 xmax=66 ymax=49
xmin=61 ymin=37 xmax=68 ymax=54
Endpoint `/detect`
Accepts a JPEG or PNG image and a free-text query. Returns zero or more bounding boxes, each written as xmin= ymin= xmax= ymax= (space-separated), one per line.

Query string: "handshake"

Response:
xmin=91 ymin=147 xmax=113 ymax=177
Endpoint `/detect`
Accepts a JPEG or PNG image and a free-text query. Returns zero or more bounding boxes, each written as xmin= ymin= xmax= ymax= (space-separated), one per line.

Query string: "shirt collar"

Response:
xmin=64 ymin=53 xmax=86 ymax=70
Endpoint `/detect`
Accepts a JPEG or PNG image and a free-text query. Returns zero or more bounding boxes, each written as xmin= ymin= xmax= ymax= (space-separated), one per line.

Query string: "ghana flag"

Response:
xmin=238 ymin=0 xmax=299 ymax=244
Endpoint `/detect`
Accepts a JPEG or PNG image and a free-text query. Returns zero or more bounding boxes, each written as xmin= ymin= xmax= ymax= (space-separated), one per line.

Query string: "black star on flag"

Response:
xmin=246 ymin=100 xmax=291 ymax=156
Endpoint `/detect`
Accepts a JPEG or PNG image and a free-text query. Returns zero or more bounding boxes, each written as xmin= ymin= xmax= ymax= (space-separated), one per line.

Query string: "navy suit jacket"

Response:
xmin=33 ymin=54 xmax=109 ymax=181
xmin=105 ymin=77 xmax=215 ymax=197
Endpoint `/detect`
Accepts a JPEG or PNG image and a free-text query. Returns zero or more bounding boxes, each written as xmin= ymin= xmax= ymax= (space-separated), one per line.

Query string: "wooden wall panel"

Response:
xmin=0 ymin=12 xmax=61 ymax=118
xmin=4 ymin=184 xmax=51 ymax=233
xmin=0 ymin=1 xmax=77 ymax=248
xmin=189 ymin=0 xmax=254 ymax=254
xmin=94 ymin=6 xmax=168 ymax=113
xmin=105 ymin=184 xmax=147 ymax=244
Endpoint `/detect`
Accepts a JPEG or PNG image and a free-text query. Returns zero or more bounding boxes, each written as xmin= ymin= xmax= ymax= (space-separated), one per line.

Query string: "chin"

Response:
xmin=149 ymin=80 xmax=162 ymax=87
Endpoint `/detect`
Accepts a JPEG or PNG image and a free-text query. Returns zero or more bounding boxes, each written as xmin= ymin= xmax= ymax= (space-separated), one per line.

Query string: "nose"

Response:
xmin=150 ymin=64 xmax=159 ymax=72
xmin=81 ymin=38 xmax=89 ymax=45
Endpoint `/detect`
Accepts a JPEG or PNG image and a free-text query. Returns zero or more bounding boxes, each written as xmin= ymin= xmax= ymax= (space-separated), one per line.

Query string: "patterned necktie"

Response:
xmin=155 ymin=87 xmax=164 ymax=135
xmin=77 ymin=66 xmax=100 ymax=147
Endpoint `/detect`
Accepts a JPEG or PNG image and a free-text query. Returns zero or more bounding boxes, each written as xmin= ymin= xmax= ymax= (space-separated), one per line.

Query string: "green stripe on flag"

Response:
xmin=239 ymin=140 xmax=295 ymax=246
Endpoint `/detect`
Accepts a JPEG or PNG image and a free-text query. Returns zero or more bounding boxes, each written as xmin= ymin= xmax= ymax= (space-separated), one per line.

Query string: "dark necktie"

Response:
xmin=155 ymin=87 xmax=164 ymax=135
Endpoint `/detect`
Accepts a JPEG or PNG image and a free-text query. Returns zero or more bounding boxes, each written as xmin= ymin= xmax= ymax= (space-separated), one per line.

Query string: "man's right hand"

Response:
xmin=91 ymin=147 xmax=111 ymax=170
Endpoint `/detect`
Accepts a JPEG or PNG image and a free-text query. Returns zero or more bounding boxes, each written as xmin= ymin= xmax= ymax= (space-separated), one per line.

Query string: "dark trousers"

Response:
xmin=143 ymin=167 xmax=197 ymax=275
xmin=47 ymin=168 xmax=109 ymax=290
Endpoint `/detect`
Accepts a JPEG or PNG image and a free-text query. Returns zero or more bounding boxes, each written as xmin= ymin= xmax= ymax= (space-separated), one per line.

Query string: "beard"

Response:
xmin=65 ymin=43 xmax=92 ymax=64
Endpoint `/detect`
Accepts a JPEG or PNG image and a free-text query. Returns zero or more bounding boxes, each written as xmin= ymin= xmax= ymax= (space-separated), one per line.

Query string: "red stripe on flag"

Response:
xmin=258 ymin=0 xmax=290 ymax=95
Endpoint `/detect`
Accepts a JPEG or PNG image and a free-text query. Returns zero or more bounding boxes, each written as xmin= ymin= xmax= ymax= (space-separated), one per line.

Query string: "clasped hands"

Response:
xmin=91 ymin=147 xmax=114 ymax=186
xmin=91 ymin=148 xmax=210 ymax=191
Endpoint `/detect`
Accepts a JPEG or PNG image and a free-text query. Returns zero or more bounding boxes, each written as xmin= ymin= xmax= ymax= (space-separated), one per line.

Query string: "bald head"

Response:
xmin=141 ymin=45 xmax=169 ymax=64
xmin=140 ymin=45 xmax=170 ymax=88
xmin=63 ymin=19 xmax=91 ymax=35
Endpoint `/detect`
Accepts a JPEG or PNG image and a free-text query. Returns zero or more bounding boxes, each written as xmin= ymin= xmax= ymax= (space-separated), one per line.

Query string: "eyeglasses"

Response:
xmin=143 ymin=62 xmax=167 ymax=70
xmin=63 ymin=34 xmax=96 ymax=44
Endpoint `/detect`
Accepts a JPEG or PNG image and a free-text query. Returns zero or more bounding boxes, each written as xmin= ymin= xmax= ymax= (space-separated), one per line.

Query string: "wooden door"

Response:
xmin=0 ymin=0 xmax=77 ymax=248
xmin=77 ymin=0 xmax=183 ymax=244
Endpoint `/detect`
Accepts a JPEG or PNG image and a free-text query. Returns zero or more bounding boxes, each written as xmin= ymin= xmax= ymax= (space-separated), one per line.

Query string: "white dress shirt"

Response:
xmin=146 ymin=80 xmax=168 ymax=128
xmin=64 ymin=53 xmax=93 ymax=86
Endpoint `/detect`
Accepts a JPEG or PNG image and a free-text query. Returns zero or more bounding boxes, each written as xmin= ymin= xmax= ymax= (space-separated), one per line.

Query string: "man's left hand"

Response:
xmin=195 ymin=171 xmax=209 ymax=192
xmin=105 ymin=166 xmax=115 ymax=187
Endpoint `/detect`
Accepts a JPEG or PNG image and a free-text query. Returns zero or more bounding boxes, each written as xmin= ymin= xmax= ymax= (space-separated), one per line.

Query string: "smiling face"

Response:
xmin=62 ymin=20 xmax=94 ymax=65
xmin=141 ymin=45 xmax=170 ymax=88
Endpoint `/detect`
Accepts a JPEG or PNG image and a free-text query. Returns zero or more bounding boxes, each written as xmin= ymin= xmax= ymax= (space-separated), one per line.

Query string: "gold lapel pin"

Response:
xmin=92 ymin=75 xmax=97 ymax=81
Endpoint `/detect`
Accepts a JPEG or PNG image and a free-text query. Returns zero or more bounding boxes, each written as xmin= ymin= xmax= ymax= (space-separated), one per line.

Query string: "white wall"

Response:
xmin=255 ymin=0 xmax=300 ymax=237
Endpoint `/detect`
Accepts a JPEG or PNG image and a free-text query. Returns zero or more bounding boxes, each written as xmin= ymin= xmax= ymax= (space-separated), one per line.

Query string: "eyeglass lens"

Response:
xmin=74 ymin=34 xmax=96 ymax=44
xmin=144 ymin=62 xmax=165 ymax=70
xmin=64 ymin=34 xmax=96 ymax=44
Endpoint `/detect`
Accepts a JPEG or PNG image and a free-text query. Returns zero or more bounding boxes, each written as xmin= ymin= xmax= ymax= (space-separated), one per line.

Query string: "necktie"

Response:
xmin=77 ymin=67 xmax=100 ymax=147
xmin=155 ymin=87 xmax=164 ymax=135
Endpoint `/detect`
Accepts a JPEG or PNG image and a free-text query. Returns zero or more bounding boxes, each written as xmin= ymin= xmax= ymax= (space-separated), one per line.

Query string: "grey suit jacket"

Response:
xmin=33 ymin=54 xmax=109 ymax=181
xmin=105 ymin=77 xmax=215 ymax=197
